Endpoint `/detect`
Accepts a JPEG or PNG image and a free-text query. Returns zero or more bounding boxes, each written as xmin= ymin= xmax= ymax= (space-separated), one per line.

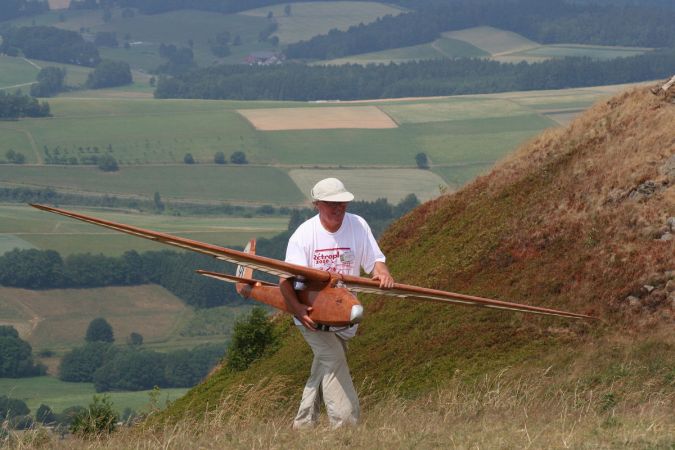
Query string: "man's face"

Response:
xmin=315 ymin=201 xmax=348 ymax=230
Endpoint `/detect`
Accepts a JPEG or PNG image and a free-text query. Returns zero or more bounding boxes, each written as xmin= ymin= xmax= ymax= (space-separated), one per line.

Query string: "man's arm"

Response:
xmin=279 ymin=277 xmax=316 ymax=331
xmin=371 ymin=261 xmax=395 ymax=289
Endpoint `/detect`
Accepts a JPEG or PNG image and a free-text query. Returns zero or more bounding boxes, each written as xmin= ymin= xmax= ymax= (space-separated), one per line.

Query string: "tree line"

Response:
xmin=0 ymin=185 xmax=297 ymax=217
xmin=0 ymin=26 xmax=100 ymax=67
xmin=0 ymin=0 xmax=48 ymax=22
xmin=285 ymin=0 xmax=675 ymax=60
xmin=155 ymin=48 xmax=675 ymax=101
xmin=0 ymin=91 xmax=50 ymax=119
xmin=0 ymin=196 xmax=419 ymax=305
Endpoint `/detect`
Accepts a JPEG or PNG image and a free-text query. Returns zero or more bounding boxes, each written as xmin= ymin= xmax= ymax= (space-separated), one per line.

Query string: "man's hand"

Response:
xmin=372 ymin=261 xmax=395 ymax=289
xmin=279 ymin=277 xmax=317 ymax=331
xmin=295 ymin=305 xmax=317 ymax=331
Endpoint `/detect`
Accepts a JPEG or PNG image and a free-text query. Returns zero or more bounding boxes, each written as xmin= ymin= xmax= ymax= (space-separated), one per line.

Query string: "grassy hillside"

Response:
xmin=138 ymin=86 xmax=674 ymax=447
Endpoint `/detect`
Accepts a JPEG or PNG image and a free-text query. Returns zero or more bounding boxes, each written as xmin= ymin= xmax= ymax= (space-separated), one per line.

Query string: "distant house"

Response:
xmin=244 ymin=51 xmax=285 ymax=66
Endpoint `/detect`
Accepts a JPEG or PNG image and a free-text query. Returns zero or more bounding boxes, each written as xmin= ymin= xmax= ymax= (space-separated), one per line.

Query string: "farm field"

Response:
xmin=0 ymin=376 xmax=188 ymax=415
xmin=0 ymin=56 xmax=40 ymax=90
xmin=0 ymin=84 xmax=639 ymax=205
xmin=0 ymin=204 xmax=288 ymax=256
xmin=321 ymin=37 xmax=488 ymax=65
xmin=0 ymin=284 xmax=188 ymax=350
xmin=241 ymin=1 xmax=405 ymax=45
xmin=443 ymin=26 xmax=653 ymax=64
xmin=239 ymin=105 xmax=398 ymax=130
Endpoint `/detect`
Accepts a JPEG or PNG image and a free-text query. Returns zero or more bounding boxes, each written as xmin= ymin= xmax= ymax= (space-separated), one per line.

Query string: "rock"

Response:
xmin=661 ymin=155 xmax=675 ymax=182
xmin=643 ymin=285 xmax=655 ymax=293
xmin=667 ymin=217 xmax=675 ymax=232
xmin=660 ymin=232 xmax=673 ymax=241
xmin=666 ymin=280 xmax=675 ymax=293
xmin=626 ymin=295 xmax=641 ymax=306
xmin=628 ymin=180 xmax=658 ymax=201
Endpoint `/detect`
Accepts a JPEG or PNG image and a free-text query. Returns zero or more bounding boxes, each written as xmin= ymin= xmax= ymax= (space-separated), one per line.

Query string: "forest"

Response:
xmin=0 ymin=26 xmax=100 ymax=66
xmin=155 ymin=49 xmax=675 ymax=101
xmin=0 ymin=0 xmax=48 ymax=22
xmin=286 ymin=0 xmax=675 ymax=60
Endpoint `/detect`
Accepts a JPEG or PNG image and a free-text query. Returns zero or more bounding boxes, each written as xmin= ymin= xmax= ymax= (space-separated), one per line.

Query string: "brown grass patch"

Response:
xmin=48 ymin=0 xmax=71 ymax=10
xmin=237 ymin=106 xmax=398 ymax=131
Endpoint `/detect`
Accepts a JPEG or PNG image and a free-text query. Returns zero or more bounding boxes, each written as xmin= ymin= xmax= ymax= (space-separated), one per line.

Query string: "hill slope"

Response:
xmin=151 ymin=86 xmax=674 ymax=447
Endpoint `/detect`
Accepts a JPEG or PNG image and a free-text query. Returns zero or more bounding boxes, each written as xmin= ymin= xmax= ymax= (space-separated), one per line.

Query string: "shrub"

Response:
xmin=85 ymin=318 xmax=114 ymax=343
xmin=230 ymin=151 xmax=248 ymax=164
xmin=97 ymin=154 xmax=118 ymax=171
xmin=226 ymin=307 xmax=278 ymax=371
xmin=70 ymin=395 xmax=118 ymax=437
xmin=214 ymin=151 xmax=226 ymax=164
xmin=183 ymin=153 xmax=195 ymax=164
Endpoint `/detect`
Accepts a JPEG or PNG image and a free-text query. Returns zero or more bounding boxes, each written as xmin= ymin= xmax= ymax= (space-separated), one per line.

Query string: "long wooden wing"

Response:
xmin=30 ymin=204 xmax=596 ymax=320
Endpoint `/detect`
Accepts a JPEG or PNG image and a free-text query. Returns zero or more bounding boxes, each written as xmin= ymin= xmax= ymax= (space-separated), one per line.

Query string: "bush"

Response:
xmin=86 ymin=318 xmax=114 ymax=343
xmin=226 ymin=307 xmax=278 ymax=371
xmin=86 ymin=59 xmax=132 ymax=89
xmin=59 ymin=342 xmax=115 ymax=382
xmin=70 ymin=395 xmax=118 ymax=437
xmin=213 ymin=151 xmax=226 ymax=164
xmin=230 ymin=151 xmax=247 ymax=164
xmin=183 ymin=153 xmax=195 ymax=164
xmin=415 ymin=152 xmax=429 ymax=169
xmin=35 ymin=404 xmax=56 ymax=424
xmin=97 ymin=154 xmax=118 ymax=171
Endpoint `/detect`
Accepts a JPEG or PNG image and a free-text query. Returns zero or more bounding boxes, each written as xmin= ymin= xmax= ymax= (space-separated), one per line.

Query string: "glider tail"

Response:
xmin=235 ymin=239 xmax=256 ymax=297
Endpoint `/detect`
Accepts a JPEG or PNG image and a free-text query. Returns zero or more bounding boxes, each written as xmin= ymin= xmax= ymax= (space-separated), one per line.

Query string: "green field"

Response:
xmin=511 ymin=43 xmax=652 ymax=60
xmin=0 ymin=376 xmax=188 ymax=415
xmin=0 ymin=204 xmax=288 ymax=256
xmin=242 ymin=1 xmax=404 ymax=44
xmin=0 ymin=85 xmax=633 ymax=204
xmin=321 ymin=37 xmax=488 ymax=65
xmin=0 ymin=55 xmax=39 ymax=90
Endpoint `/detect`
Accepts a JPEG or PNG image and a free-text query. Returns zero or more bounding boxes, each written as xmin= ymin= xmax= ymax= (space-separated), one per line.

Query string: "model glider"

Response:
xmin=30 ymin=204 xmax=596 ymax=325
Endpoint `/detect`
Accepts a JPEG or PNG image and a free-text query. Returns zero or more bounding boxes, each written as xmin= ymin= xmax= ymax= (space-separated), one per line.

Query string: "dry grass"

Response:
xmin=5 ymin=368 xmax=672 ymax=449
xmin=237 ymin=106 xmax=398 ymax=131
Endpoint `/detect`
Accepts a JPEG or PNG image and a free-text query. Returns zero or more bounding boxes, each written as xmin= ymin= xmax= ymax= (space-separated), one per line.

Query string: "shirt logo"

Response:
xmin=312 ymin=247 xmax=354 ymax=273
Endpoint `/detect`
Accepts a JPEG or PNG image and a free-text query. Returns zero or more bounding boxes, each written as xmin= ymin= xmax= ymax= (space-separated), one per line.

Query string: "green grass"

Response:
xmin=241 ymin=1 xmax=404 ymax=44
xmin=0 ymin=376 xmax=188 ymax=415
xmin=0 ymin=55 xmax=39 ymax=90
xmin=321 ymin=37 xmax=487 ymax=66
xmin=0 ymin=165 xmax=305 ymax=204
xmin=443 ymin=26 xmax=539 ymax=56
xmin=0 ymin=204 xmax=288 ymax=256
xmin=514 ymin=44 xmax=651 ymax=60
xmin=0 ymin=284 xmax=189 ymax=349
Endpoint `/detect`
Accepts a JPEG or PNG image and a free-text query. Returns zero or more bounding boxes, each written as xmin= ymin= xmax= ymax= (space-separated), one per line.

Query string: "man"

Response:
xmin=280 ymin=177 xmax=394 ymax=429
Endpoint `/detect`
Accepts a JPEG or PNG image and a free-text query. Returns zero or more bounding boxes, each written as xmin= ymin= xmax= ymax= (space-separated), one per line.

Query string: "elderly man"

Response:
xmin=280 ymin=177 xmax=394 ymax=429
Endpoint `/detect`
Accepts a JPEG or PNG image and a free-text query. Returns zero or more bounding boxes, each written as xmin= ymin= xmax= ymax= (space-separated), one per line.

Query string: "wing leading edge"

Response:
xmin=30 ymin=204 xmax=596 ymax=320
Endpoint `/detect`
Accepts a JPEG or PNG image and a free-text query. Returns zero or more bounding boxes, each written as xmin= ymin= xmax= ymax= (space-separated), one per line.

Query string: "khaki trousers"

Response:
xmin=292 ymin=326 xmax=359 ymax=429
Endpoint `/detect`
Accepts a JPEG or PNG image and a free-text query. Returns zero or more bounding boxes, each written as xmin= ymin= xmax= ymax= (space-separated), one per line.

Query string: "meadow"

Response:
xmin=0 ymin=204 xmax=288 ymax=256
xmin=0 ymin=376 xmax=188 ymax=415
xmin=0 ymin=85 xmax=633 ymax=204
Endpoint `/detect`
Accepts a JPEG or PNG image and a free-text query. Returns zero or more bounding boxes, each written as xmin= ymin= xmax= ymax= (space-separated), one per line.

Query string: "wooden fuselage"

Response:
xmin=235 ymin=281 xmax=362 ymax=326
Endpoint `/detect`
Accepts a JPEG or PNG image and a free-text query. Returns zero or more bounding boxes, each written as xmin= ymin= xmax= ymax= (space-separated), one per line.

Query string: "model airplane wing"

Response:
xmin=30 ymin=203 xmax=332 ymax=282
xmin=31 ymin=204 xmax=595 ymax=320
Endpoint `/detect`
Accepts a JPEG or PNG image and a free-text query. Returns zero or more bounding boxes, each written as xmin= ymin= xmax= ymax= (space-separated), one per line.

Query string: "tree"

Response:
xmin=35 ymin=404 xmax=56 ymax=424
xmin=5 ymin=149 xmax=26 ymax=164
xmin=94 ymin=31 xmax=118 ymax=48
xmin=230 ymin=151 xmax=248 ymax=164
xmin=0 ymin=396 xmax=30 ymax=421
xmin=284 ymin=4 xmax=292 ymax=16
xmin=415 ymin=152 xmax=429 ymax=169
xmin=86 ymin=59 xmax=132 ymax=89
xmin=226 ymin=307 xmax=278 ymax=371
xmin=85 ymin=318 xmax=114 ymax=343
xmin=153 ymin=192 xmax=164 ymax=212
xmin=59 ymin=342 xmax=114 ymax=382
xmin=97 ymin=154 xmax=118 ymax=171
xmin=127 ymin=332 xmax=143 ymax=346
xmin=213 ymin=151 xmax=226 ymax=164
xmin=0 ymin=326 xmax=46 ymax=377
xmin=30 ymin=66 xmax=66 ymax=97
xmin=183 ymin=153 xmax=195 ymax=164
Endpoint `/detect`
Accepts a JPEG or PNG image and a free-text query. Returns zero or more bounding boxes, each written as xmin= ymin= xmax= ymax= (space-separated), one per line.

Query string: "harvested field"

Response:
xmin=289 ymin=168 xmax=447 ymax=203
xmin=48 ymin=0 xmax=70 ymax=10
xmin=238 ymin=106 xmax=399 ymax=130
xmin=443 ymin=26 xmax=538 ymax=56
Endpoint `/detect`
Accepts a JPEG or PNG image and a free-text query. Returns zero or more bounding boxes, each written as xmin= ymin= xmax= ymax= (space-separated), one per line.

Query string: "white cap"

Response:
xmin=311 ymin=178 xmax=354 ymax=202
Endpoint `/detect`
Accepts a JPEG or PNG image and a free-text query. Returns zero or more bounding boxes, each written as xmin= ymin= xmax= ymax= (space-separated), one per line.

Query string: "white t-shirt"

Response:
xmin=285 ymin=213 xmax=385 ymax=339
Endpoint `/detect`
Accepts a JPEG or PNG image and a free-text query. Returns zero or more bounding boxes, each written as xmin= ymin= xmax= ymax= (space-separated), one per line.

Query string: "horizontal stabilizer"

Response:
xmin=196 ymin=269 xmax=276 ymax=287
